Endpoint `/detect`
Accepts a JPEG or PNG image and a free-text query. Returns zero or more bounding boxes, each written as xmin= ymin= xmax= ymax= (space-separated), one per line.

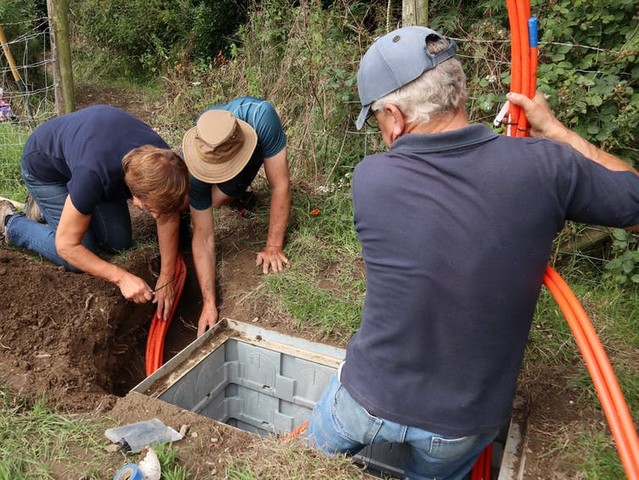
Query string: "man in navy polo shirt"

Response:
xmin=307 ymin=26 xmax=639 ymax=479
xmin=0 ymin=105 xmax=189 ymax=318
xmin=182 ymin=97 xmax=291 ymax=336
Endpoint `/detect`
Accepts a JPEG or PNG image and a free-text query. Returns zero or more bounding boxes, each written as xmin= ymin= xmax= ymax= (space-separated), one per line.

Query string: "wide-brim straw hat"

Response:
xmin=182 ymin=110 xmax=258 ymax=184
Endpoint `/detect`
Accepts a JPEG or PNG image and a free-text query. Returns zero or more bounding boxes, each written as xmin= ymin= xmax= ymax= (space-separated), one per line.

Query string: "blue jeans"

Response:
xmin=307 ymin=375 xmax=499 ymax=480
xmin=6 ymin=160 xmax=132 ymax=272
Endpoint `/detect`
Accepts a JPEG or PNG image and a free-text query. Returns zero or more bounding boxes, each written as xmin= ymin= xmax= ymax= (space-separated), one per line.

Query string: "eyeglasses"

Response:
xmin=364 ymin=110 xmax=379 ymax=131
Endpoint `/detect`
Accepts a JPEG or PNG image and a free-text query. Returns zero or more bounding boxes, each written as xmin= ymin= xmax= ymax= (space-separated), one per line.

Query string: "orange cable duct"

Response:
xmin=506 ymin=0 xmax=639 ymax=474
xmin=505 ymin=0 xmax=522 ymax=137
xmin=283 ymin=420 xmax=309 ymax=440
xmin=543 ymin=267 xmax=639 ymax=478
xmin=515 ymin=0 xmax=531 ymax=135
xmin=145 ymin=255 xmax=187 ymax=376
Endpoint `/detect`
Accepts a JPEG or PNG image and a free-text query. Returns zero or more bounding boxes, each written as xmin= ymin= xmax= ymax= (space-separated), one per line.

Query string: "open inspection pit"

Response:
xmin=134 ymin=319 xmax=529 ymax=479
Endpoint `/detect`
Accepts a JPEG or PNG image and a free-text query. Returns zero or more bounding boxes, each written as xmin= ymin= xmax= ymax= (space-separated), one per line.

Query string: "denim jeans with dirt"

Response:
xmin=6 ymin=159 xmax=132 ymax=272
xmin=307 ymin=375 xmax=499 ymax=480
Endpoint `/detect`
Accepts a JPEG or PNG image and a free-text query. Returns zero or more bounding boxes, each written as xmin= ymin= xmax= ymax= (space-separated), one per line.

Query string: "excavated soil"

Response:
xmin=0 ymin=206 xmax=306 ymax=478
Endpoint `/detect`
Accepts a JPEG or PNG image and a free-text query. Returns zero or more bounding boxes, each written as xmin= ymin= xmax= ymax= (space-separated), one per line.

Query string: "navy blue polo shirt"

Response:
xmin=341 ymin=124 xmax=639 ymax=436
xmin=22 ymin=105 xmax=169 ymax=215
xmin=189 ymin=97 xmax=287 ymax=210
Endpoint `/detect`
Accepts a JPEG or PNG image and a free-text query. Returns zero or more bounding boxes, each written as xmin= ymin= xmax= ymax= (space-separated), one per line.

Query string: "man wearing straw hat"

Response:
xmin=306 ymin=26 xmax=639 ymax=479
xmin=182 ymin=96 xmax=291 ymax=336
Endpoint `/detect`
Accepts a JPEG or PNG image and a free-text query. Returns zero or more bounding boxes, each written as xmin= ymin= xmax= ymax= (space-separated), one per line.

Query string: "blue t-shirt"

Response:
xmin=189 ymin=97 xmax=287 ymax=210
xmin=22 ymin=105 xmax=169 ymax=215
xmin=341 ymin=124 xmax=639 ymax=437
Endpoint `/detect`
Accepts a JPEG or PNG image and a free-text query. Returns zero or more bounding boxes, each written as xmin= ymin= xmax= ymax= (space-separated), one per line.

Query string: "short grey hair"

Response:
xmin=371 ymin=36 xmax=467 ymax=125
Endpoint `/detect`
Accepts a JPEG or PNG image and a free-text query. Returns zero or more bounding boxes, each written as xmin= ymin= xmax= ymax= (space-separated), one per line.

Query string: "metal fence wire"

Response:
xmin=0 ymin=17 xmax=57 ymax=200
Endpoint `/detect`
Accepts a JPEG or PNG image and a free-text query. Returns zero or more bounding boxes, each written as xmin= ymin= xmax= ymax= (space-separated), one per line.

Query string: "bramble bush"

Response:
xmin=70 ymin=0 xmax=248 ymax=75
xmin=536 ymin=0 xmax=638 ymax=164
xmin=430 ymin=0 xmax=638 ymax=279
xmin=604 ymin=229 xmax=639 ymax=285
xmin=431 ymin=0 xmax=638 ymax=164
xmin=67 ymin=0 xmax=638 ymax=277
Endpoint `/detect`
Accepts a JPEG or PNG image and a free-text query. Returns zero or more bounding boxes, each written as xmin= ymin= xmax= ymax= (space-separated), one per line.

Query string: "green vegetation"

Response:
xmin=0 ymin=387 xmax=105 ymax=479
xmin=0 ymin=386 xmax=192 ymax=479
xmin=0 ymin=0 xmax=48 ymax=91
xmin=430 ymin=0 xmax=639 ymax=164
xmin=0 ymin=122 xmax=30 ymax=201
xmin=264 ymin=186 xmax=364 ymax=338
xmin=70 ymin=0 xmax=249 ymax=77
xmin=605 ymin=228 xmax=639 ymax=285
xmin=525 ymin=275 xmax=638 ymax=476
xmin=225 ymin=436 xmax=367 ymax=479
xmin=573 ymin=428 xmax=627 ymax=479
xmin=152 ymin=443 xmax=191 ymax=479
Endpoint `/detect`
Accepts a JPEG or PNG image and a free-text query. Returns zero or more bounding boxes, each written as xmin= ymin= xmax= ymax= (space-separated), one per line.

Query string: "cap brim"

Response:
xmin=182 ymin=119 xmax=258 ymax=184
xmin=355 ymin=104 xmax=371 ymax=131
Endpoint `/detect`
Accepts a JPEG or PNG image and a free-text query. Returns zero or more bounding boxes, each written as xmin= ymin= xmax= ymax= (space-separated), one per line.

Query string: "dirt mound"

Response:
xmin=0 ymin=246 xmax=149 ymax=410
xmin=0 ymin=206 xmax=277 ymax=412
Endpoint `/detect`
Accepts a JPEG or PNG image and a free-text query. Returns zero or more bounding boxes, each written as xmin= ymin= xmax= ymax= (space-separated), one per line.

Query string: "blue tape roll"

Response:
xmin=113 ymin=463 xmax=143 ymax=480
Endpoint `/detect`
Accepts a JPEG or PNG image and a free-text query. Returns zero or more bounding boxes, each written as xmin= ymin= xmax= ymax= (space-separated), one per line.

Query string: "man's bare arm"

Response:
xmin=507 ymin=91 xmax=639 ymax=175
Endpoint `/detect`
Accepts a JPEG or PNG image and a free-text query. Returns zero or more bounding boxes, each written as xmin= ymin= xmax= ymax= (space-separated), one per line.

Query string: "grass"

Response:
xmin=523 ymin=263 xmax=639 ymax=477
xmin=0 ymin=387 xmax=105 ymax=479
xmin=0 ymin=386 xmax=193 ymax=479
xmin=262 ymin=185 xmax=365 ymax=339
xmin=225 ymin=436 xmax=368 ymax=479
xmin=0 ymin=122 xmax=29 ymax=201
xmin=567 ymin=427 xmax=626 ymax=479
xmin=152 ymin=443 xmax=191 ymax=480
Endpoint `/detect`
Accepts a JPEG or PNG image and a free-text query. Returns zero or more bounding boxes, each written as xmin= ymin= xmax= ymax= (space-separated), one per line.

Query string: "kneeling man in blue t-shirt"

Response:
xmin=182 ymin=97 xmax=291 ymax=336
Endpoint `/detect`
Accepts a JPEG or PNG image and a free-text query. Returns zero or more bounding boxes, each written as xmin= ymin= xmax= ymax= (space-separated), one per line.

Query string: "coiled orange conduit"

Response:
xmin=145 ymin=254 xmax=187 ymax=376
xmin=544 ymin=266 xmax=639 ymax=479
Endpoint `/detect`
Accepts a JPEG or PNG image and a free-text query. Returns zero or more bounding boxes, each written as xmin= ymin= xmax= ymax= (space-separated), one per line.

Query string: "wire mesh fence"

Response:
xmin=0 ymin=17 xmax=57 ymax=201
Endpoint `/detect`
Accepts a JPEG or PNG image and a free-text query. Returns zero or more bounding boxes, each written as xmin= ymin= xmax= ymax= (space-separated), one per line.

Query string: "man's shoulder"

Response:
xmin=353 ymin=152 xmax=393 ymax=184
xmin=216 ymin=97 xmax=274 ymax=117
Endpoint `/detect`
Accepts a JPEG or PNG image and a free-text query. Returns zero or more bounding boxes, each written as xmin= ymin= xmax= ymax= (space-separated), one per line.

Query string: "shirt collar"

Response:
xmin=389 ymin=124 xmax=499 ymax=154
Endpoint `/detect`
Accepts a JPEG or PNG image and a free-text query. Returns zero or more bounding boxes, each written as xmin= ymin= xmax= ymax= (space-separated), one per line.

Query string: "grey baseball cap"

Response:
xmin=355 ymin=26 xmax=457 ymax=130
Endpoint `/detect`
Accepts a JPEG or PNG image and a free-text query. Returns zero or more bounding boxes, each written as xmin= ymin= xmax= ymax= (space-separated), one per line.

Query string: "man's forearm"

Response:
xmin=508 ymin=91 xmax=639 ymax=175
xmin=550 ymin=126 xmax=639 ymax=175
xmin=156 ymin=213 xmax=180 ymax=280
xmin=59 ymin=240 xmax=127 ymax=284
xmin=265 ymin=186 xmax=290 ymax=248
xmin=191 ymin=228 xmax=217 ymax=307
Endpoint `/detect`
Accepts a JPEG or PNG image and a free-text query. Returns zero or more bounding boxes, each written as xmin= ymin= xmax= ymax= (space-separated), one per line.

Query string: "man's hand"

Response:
xmin=117 ymin=272 xmax=154 ymax=304
xmin=508 ymin=90 xmax=639 ymax=174
xmin=256 ymin=246 xmax=289 ymax=274
xmin=152 ymin=276 xmax=175 ymax=320
xmin=197 ymin=304 xmax=219 ymax=336
xmin=506 ymin=91 xmax=568 ymax=140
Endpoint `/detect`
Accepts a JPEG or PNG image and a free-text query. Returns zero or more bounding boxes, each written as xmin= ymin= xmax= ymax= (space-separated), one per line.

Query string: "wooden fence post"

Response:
xmin=402 ymin=0 xmax=429 ymax=27
xmin=46 ymin=0 xmax=74 ymax=113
